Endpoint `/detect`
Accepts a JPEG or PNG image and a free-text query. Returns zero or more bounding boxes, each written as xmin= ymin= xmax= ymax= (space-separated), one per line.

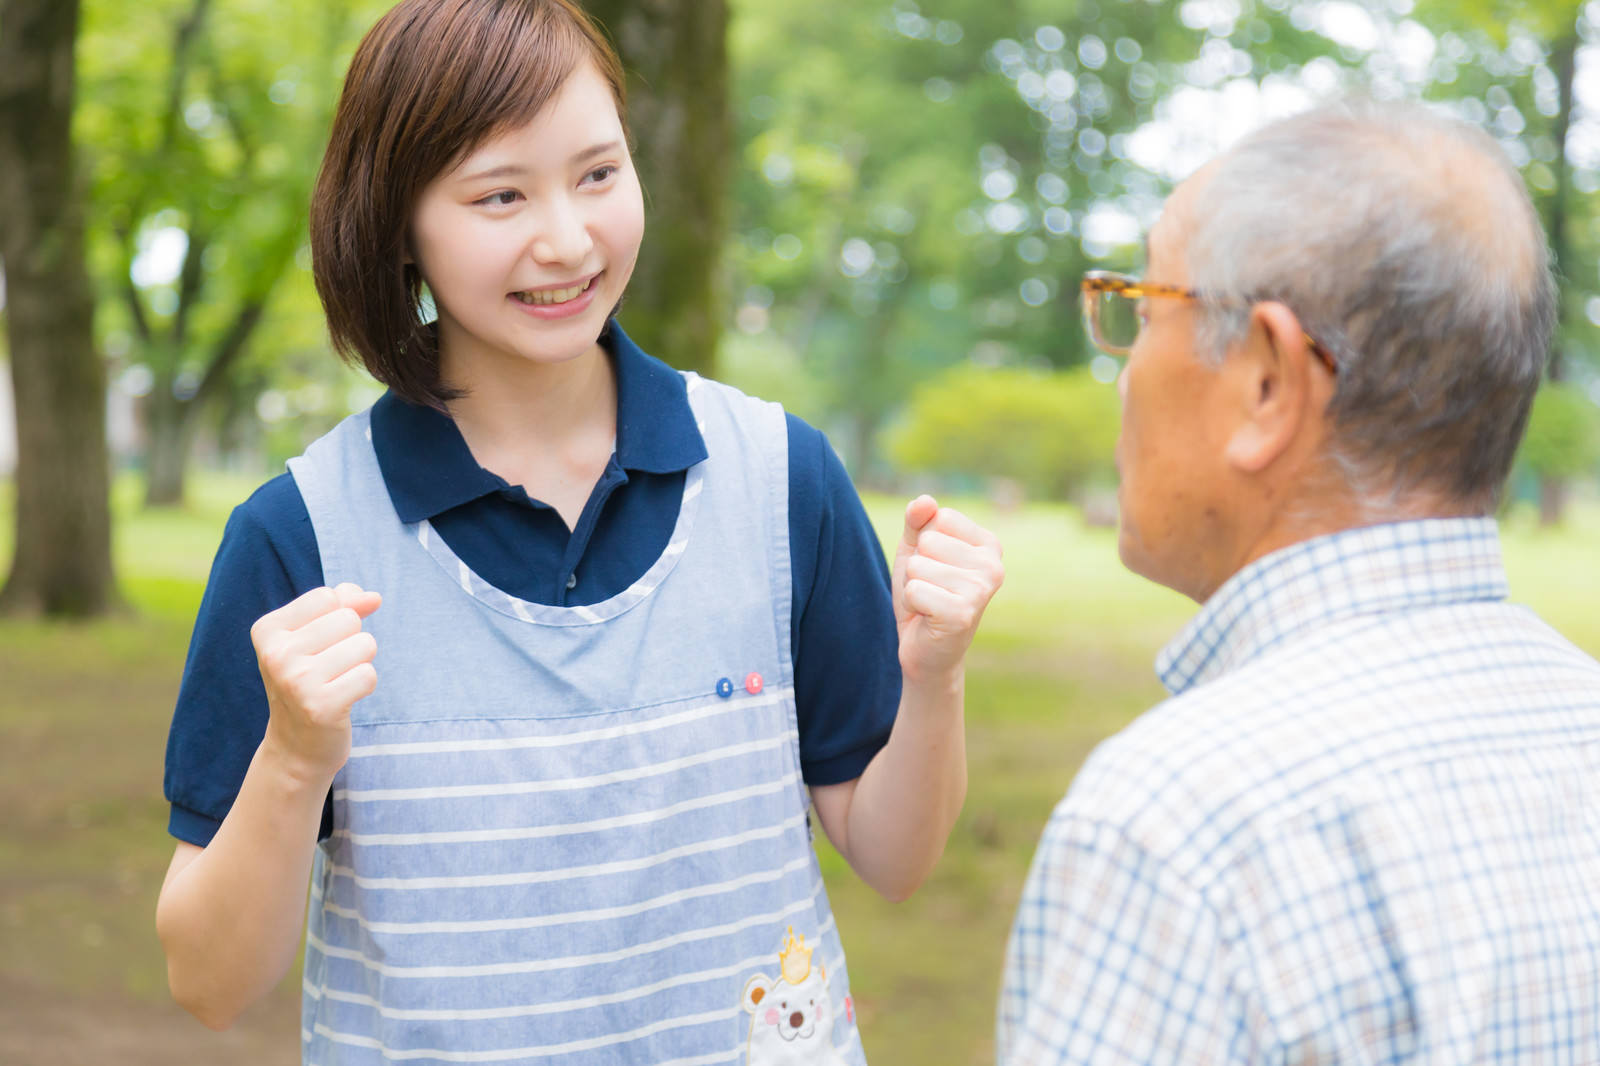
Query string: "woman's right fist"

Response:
xmin=250 ymin=582 xmax=382 ymax=782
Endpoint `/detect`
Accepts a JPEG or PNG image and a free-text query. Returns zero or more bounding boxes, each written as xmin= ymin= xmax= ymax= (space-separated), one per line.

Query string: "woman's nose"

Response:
xmin=529 ymin=199 xmax=592 ymax=266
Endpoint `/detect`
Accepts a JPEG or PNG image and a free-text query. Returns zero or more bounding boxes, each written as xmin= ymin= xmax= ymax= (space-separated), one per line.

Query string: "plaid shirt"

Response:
xmin=998 ymin=518 xmax=1600 ymax=1064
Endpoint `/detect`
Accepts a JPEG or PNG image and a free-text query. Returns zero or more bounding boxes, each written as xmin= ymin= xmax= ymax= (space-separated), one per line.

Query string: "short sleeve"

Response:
xmin=998 ymin=812 xmax=1253 ymax=1065
xmin=162 ymin=473 xmax=329 ymax=846
xmin=786 ymin=413 xmax=900 ymax=785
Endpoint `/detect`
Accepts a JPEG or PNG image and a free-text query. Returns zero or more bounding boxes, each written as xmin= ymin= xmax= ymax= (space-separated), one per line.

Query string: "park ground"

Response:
xmin=3 ymin=476 xmax=1597 ymax=1065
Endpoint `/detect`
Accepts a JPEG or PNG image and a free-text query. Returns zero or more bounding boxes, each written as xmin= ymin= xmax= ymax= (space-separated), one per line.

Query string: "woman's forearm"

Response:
xmin=819 ymin=669 xmax=968 ymax=901
xmin=155 ymin=737 xmax=331 ymax=1030
xmin=160 ymin=584 xmax=379 ymax=1028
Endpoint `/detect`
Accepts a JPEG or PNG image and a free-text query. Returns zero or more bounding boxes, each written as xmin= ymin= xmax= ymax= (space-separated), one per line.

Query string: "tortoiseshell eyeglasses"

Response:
xmin=1081 ymin=270 xmax=1338 ymax=374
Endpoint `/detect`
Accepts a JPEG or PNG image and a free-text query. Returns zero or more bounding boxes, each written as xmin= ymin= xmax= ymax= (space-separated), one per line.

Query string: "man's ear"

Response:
xmin=1222 ymin=300 xmax=1326 ymax=474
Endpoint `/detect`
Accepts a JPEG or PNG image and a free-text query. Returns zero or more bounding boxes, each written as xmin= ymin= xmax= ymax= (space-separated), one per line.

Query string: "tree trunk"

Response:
xmin=1538 ymin=474 xmax=1568 ymax=527
xmin=142 ymin=389 xmax=195 ymax=508
xmin=585 ymin=0 xmax=728 ymax=376
xmin=139 ymin=295 xmax=271 ymax=507
xmin=0 ymin=0 xmax=118 ymax=617
xmin=839 ymin=260 xmax=916 ymax=487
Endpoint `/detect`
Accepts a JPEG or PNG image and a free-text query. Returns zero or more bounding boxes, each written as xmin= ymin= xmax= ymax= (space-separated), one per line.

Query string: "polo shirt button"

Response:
xmin=566 ymin=573 xmax=577 ymax=590
xmin=744 ymin=672 xmax=764 ymax=695
xmin=716 ymin=677 xmax=733 ymax=699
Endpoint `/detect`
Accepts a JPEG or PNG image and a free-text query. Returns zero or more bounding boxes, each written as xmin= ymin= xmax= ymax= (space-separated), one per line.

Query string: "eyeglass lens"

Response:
xmin=1092 ymin=289 xmax=1141 ymax=352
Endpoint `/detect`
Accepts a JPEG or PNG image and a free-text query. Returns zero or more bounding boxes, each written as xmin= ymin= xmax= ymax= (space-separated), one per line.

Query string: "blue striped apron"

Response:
xmin=288 ymin=374 xmax=865 ymax=1065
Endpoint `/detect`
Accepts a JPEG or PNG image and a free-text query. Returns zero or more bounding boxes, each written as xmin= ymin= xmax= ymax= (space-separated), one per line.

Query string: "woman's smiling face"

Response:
xmin=407 ymin=60 xmax=644 ymax=379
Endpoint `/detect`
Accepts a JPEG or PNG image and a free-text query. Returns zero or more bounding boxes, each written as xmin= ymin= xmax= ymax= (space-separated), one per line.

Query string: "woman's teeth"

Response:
xmin=514 ymin=279 xmax=592 ymax=305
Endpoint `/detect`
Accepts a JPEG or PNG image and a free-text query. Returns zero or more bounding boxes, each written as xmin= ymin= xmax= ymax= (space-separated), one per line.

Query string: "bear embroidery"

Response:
xmin=741 ymin=927 xmax=850 ymax=1065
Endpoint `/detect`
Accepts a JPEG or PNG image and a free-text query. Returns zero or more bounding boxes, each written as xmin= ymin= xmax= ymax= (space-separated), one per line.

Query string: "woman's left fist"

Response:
xmin=891 ymin=495 xmax=1005 ymax=684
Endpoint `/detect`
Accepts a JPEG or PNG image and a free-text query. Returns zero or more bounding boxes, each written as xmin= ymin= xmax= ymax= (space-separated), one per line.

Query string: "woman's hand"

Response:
xmin=891 ymin=495 xmax=1004 ymax=686
xmin=250 ymin=582 xmax=381 ymax=785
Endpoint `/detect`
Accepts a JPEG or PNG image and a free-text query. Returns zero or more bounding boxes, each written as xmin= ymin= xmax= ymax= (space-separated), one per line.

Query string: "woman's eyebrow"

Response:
xmin=458 ymin=142 xmax=622 ymax=185
xmin=459 ymin=163 xmax=526 ymax=183
xmin=572 ymin=140 xmax=623 ymax=165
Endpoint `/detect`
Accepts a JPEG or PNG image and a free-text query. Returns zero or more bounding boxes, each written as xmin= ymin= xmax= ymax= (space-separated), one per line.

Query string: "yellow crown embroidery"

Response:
xmin=778 ymin=926 xmax=812 ymax=985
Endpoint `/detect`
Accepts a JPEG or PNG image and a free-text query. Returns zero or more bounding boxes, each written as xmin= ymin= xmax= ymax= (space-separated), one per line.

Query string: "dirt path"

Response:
xmin=0 ymin=975 xmax=300 ymax=1065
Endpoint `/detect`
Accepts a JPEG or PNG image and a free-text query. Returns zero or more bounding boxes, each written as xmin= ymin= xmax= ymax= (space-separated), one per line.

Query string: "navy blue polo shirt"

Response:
xmin=163 ymin=324 xmax=901 ymax=846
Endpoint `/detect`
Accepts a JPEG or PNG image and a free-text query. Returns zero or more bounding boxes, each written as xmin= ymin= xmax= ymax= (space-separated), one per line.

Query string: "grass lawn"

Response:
xmin=1 ymin=474 xmax=1596 ymax=1064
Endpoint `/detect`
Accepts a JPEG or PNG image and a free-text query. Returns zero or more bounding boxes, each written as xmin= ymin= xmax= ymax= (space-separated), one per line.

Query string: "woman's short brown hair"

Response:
xmin=309 ymin=0 xmax=627 ymax=410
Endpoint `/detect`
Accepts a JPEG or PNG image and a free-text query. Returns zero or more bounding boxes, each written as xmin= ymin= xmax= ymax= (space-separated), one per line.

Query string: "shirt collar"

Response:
xmin=1155 ymin=517 xmax=1509 ymax=697
xmin=608 ymin=321 xmax=708 ymax=475
xmin=371 ymin=320 xmax=708 ymax=523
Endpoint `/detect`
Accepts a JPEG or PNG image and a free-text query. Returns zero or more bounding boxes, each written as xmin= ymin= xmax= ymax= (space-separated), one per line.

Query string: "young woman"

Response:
xmin=156 ymin=3 xmax=1003 ymax=1063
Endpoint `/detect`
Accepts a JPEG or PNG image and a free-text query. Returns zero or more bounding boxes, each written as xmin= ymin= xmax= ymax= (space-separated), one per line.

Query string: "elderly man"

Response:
xmin=998 ymin=99 xmax=1600 ymax=1064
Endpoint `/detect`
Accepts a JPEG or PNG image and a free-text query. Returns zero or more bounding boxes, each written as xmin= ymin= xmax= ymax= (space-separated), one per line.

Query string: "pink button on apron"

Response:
xmin=744 ymin=672 xmax=764 ymax=695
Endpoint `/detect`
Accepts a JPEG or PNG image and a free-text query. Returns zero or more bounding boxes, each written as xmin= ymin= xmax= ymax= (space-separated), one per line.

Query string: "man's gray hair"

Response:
xmin=1184 ymin=97 xmax=1556 ymax=512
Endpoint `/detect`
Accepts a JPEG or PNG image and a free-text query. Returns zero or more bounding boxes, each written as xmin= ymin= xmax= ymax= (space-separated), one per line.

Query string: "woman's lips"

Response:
xmin=508 ymin=274 xmax=600 ymax=319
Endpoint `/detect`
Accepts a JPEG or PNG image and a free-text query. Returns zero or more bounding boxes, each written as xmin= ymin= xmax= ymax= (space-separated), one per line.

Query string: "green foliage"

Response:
xmin=1517 ymin=381 xmax=1600 ymax=479
xmin=1413 ymin=0 xmax=1580 ymax=51
xmin=887 ymin=363 xmax=1119 ymax=499
xmin=716 ymin=330 xmax=833 ymax=427
xmin=55 ymin=0 xmax=1600 ymax=504
xmin=727 ymin=0 xmax=1350 ymax=475
xmin=77 ymin=0 xmax=391 ymax=497
xmin=722 ymin=0 xmax=1600 ymax=498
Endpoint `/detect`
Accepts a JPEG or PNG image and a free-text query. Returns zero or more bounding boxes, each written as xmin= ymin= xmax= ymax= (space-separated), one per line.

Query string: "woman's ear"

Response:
xmin=1222 ymin=301 xmax=1323 ymax=475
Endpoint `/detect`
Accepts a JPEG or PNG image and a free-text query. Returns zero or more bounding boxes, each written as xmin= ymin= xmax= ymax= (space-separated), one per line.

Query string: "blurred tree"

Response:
xmin=585 ymin=0 xmax=729 ymax=376
xmin=725 ymin=0 xmax=1328 ymax=480
xmin=1414 ymin=0 xmax=1591 ymax=523
xmin=1516 ymin=380 xmax=1600 ymax=522
xmin=0 ymin=0 xmax=118 ymax=616
xmin=887 ymin=363 xmax=1119 ymax=500
xmin=721 ymin=0 xmax=1600 ymax=505
xmin=78 ymin=0 xmax=362 ymax=506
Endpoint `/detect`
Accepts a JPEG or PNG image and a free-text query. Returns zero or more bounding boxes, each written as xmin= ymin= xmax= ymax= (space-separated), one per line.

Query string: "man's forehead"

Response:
xmin=1145 ymin=161 xmax=1219 ymax=274
xmin=1152 ymin=194 xmax=1190 ymax=273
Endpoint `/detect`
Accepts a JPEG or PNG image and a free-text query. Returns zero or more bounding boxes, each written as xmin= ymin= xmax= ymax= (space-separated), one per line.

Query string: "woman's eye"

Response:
xmin=478 ymin=190 xmax=520 ymax=207
xmin=583 ymin=165 xmax=617 ymax=185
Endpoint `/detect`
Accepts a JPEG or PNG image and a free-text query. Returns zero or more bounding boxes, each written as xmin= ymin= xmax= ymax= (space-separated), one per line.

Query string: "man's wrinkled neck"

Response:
xmin=1198 ymin=479 xmax=1483 ymax=604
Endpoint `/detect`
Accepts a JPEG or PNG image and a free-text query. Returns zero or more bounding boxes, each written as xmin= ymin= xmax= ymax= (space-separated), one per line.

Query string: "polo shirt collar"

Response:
xmin=370 ymin=320 xmax=708 ymax=523
xmin=608 ymin=321 xmax=708 ymax=475
xmin=1155 ymin=517 xmax=1508 ymax=697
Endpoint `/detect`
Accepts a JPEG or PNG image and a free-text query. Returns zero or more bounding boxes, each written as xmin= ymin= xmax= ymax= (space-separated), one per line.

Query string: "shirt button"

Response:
xmin=566 ymin=573 xmax=578 ymax=590
xmin=716 ymin=677 xmax=734 ymax=699
xmin=744 ymin=672 xmax=764 ymax=695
